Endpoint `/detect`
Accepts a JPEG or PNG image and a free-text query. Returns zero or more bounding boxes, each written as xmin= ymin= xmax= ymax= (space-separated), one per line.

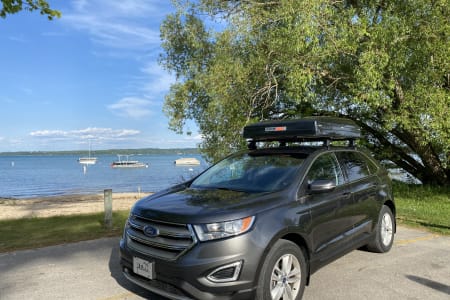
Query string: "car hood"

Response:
xmin=131 ymin=186 xmax=285 ymax=224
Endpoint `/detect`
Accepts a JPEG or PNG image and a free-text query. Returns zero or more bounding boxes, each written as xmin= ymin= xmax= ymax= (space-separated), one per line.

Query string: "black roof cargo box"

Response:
xmin=243 ymin=117 xmax=361 ymax=142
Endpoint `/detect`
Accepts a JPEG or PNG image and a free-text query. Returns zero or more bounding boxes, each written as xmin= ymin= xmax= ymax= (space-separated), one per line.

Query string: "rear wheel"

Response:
xmin=367 ymin=205 xmax=395 ymax=253
xmin=256 ymin=240 xmax=306 ymax=300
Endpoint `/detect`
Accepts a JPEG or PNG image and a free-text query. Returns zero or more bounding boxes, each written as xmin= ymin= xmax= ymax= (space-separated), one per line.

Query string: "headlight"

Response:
xmin=193 ymin=216 xmax=255 ymax=241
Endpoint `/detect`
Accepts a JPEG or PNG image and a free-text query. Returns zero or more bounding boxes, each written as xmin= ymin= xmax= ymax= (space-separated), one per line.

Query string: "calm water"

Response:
xmin=0 ymin=154 xmax=208 ymax=199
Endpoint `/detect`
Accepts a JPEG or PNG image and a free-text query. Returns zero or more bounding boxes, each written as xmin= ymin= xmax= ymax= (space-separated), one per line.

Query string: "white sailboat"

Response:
xmin=78 ymin=141 xmax=97 ymax=165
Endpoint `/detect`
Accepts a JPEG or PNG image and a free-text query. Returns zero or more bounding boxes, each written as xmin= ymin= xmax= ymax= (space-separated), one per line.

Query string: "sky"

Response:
xmin=0 ymin=0 xmax=201 ymax=152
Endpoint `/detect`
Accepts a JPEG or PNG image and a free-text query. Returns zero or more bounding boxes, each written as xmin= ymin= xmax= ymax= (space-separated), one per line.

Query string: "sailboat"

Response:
xmin=78 ymin=141 xmax=97 ymax=165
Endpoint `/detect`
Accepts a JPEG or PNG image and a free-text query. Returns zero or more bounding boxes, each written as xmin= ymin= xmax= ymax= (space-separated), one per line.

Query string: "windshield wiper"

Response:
xmin=211 ymin=186 xmax=249 ymax=192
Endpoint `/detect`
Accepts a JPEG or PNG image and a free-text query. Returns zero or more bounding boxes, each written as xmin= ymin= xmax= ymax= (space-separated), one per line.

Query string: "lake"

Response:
xmin=0 ymin=154 xmax=208 ymax=199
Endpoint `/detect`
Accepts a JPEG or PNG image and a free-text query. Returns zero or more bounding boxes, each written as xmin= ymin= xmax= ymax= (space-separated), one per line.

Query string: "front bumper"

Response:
xmin=119 ymin=231 xmax=265 ymax=300
xmin=122 ymin=268 xmax=192 ymax=300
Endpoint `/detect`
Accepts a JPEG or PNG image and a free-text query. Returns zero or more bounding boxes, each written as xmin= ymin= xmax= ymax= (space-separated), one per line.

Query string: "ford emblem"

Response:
xmin=143 ymin=225 xmax=159 ymax=237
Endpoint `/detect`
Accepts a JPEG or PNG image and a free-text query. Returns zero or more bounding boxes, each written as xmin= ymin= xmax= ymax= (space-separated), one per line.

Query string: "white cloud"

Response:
xmin=62 ymin=0 xmax=168 ymax=50
xmin=61 ymin=1 xmax=176 ymax=113
xmin=30 ymin=130 xmax=67 ymax=137
xmin=141 ymin=62 xmax=175 ymax=95
xmin=108 ymin=97 xmax=154 ymax=119
xmin=29 ymin=127 xmax=140 ymax=140
xmin=21 ymin=87 xmax=33 ymax=95
xmin=11 ymin=127 xmax=143 ymax=151
xmin=8 ymin=35 xmax=27 ymax=43
xmin=97 ymin=1 xmax=160 ymax=17
xmin=190 ymin=134 xmax=204 ymax=141
xmin=41 ymin=31 xmax=66 ymax=37
xmin=155 ymin=133 xmax=204 ymax=147
xmin=72 ymin=0 xmax=88 ymax=11
xmin=0 ymin=97 xmax=16 ymax=104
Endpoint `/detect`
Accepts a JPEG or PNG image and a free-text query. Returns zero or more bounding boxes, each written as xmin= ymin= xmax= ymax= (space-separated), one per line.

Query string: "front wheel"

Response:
xmin=256 ymin=240 xmax=307 ymax=300
xmin=367 ymin=205 xmax=395 ymax=253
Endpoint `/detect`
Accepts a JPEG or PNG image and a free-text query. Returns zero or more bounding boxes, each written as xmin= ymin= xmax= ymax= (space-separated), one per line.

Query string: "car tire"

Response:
xmin=367 ymin=205 xmax=395 ymax=253
xmin=256 ymin=240 xmax=306 ymax=300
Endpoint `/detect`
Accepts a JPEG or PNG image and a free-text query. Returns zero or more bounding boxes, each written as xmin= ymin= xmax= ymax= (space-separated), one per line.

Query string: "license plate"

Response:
xmin=133 ymin=257 xmax=155 ymax=280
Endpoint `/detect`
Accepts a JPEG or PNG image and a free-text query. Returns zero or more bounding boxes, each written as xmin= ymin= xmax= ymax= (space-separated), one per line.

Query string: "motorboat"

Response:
xmin=174 ymin=157 xmax=201 ymax=165
xmin=111 ymin=155 xmax=148 ymax=168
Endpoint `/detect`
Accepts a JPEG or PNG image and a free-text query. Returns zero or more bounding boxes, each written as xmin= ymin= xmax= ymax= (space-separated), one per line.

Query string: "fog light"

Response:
xmin=207 ymin=261 xmax=242 ymax=283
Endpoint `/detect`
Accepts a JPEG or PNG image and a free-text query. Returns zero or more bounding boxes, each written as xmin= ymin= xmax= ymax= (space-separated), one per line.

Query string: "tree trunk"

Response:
xmin=392 ymin=128 xmax=449 ymax=185
xmin=357 ymin=120 xmax=450 ymax=186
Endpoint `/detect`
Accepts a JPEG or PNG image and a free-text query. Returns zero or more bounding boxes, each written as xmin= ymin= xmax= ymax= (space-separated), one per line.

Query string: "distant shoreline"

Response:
xmin=0 ymin=147 xmax=200 ymax=156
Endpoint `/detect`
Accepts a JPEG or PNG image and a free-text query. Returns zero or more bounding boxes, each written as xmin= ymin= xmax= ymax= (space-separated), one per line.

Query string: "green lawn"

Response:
xmin=0 ymin=182 xmax=449 ymax=253
xmin=394 ymin=182 xmax=450 ymax=235
xmin=0 ymin=211 xmax=129 ymax=252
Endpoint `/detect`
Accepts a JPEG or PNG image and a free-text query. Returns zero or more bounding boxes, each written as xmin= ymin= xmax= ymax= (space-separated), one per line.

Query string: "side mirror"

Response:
xmin=309 ymin=179 xmax=336 ymax=193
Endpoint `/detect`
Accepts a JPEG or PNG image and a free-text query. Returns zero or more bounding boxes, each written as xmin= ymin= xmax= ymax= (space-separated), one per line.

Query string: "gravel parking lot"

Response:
xmin=0 ymin=226 xmax=449 ymax=300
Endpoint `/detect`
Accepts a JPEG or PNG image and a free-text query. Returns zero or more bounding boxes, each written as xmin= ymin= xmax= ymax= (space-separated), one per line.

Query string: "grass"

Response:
xmin=394 ymin=182 xmax=450 ymax=235
xmin=0 ymin=183 xmax=449 ymax=253
xmin=0 ymin=211 xmax=130 ymax=253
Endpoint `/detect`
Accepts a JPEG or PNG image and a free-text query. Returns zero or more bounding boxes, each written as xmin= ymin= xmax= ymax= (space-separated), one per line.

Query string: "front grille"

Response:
xmin=126 ymin=215 xmax=196 ymax=260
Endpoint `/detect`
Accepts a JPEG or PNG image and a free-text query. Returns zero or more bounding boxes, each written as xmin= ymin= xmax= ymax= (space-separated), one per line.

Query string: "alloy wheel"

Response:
xmin=381 ymin=212 xmax=394 ymax=246
xmin=270 ymin=254 xmax=302 ymax=300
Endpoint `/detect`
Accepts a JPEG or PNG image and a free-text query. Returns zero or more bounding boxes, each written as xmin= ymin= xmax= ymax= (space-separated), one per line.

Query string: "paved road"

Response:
xmin=0 ymin=226 xmax=449 ymax=300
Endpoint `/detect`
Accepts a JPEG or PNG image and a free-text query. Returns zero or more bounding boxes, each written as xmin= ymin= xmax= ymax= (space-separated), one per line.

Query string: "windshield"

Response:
xmin=191 ymin=152 xmax=305 ymax=193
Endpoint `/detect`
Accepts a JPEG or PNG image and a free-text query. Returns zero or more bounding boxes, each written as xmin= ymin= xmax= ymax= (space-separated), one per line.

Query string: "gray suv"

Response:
xmin=120 ymin=117 xmax=395 ymax=300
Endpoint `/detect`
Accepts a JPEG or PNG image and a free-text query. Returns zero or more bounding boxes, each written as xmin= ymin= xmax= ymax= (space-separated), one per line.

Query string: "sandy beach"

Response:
xmin=0 ymin=192 xmax=152 ymax=220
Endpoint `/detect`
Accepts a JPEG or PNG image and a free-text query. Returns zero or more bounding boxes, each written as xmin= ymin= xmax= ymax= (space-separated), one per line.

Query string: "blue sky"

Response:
xmin=0 ymin=0 xmax=201 ymax=152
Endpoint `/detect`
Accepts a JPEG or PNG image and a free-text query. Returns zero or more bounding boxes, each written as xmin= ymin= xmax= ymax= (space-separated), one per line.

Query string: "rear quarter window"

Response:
xmin=361 ymin=153 xmax=379 ymax=174
xmin=336 ymin=151 xmax=373 ymax=182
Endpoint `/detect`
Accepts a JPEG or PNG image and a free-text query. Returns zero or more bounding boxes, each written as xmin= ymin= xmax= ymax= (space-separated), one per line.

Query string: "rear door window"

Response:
xmin=306 ymin=153 xmax=345 ymax=186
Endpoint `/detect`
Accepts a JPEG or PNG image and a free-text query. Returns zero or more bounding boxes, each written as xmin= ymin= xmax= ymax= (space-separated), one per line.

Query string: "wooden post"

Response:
xmin=104 ymin=189 xmax=113 ymax=229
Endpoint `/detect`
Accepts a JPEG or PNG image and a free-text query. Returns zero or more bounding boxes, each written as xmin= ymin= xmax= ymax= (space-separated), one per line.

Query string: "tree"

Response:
xmin=160 ymin=0 xmax=450 ymax=185
xmin=1 ymin=0 xmax=60 ymax=20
